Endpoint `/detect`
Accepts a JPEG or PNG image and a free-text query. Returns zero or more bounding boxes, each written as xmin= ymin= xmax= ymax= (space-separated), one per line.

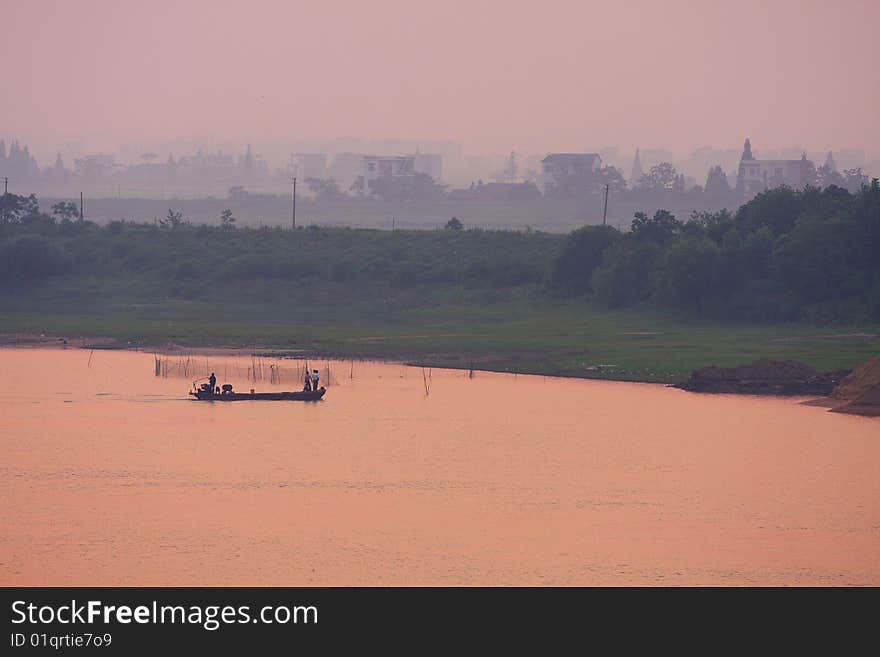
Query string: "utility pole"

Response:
xmin=3 ymin=177 xmax=7 ymax=195
xmin=291 ymin=177 xmax=297 ymax=229
xmin=602 ymin=184 xmax=609 ymax=225
xmin=80 ymin=192 xmax=84 ymax=221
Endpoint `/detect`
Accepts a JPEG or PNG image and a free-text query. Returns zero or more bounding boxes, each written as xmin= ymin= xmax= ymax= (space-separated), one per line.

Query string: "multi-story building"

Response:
xmin=736 ymin=138 xmax=813 ymax=192
xmin=539 ymin=153 xmax=602 ymax=195
xmin=413 ymin=152 xmax=442 ymax=181
xmin=327 ymin=153 xmax=363 ymax=191
xmin=362 ymin=155 xmax=415 ymax=183
xmin=291 ymin=153 xmax=327 ymax=180
xmin=359 ymin=153 xmax=443 ymax=195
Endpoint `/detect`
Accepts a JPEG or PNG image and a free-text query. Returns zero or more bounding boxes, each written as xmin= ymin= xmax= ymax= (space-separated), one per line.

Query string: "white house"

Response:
xmin=736 ymin=138 xmax=813 ymax=192
xmin=539 ymin=153 xmax=602 ymax=194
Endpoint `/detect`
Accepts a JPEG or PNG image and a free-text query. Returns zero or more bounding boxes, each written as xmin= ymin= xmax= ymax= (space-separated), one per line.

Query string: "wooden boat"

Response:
xmin=190 ymin=386 xmax=326 ymax=401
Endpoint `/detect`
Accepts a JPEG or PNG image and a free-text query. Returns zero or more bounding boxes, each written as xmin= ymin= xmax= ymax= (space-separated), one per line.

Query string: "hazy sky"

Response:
xmin=4 ymin=0 xmax=879 ymax=156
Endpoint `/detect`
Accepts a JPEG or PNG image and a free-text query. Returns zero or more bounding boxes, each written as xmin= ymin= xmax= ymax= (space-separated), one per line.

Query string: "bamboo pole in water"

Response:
xmin=422 ymin=367 xmax=432 ymax=396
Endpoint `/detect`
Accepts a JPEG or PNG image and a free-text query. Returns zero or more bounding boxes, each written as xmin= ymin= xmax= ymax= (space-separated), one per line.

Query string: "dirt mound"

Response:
xmin=829 ymin=359 xmax=880 ymax=416
xmin=830 ymin=358 xmax=880 ymax=400
xmin=831 ymin=383 xmax=880 ymax=417
xmin=675 ymin=359 xmax=850 ymax=395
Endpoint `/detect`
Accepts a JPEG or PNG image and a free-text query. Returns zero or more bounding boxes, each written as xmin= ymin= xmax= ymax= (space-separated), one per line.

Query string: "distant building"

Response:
xmin=43 ymin=152 xmax=70 ymax=184
xmin=413 ymin=152 xmax=443 ymax=181
xmin=539 ymin=153 xmax=602 ymax=195
xmin=363 ymin=154 xmax=414 ymax=178
xmin=178 ymin=149 xmax=235 ymax=171
xmin=824 ymin=151 xmax=837 ymax=172
xmin=292 ymin=153 xmax=327 ymax=180
xmin=357 ymin=153 xmax=440 ymax=196
xmin=0 ymin=139 xmax=40 ymax=180
xmin=328 ymin=152 xmax=364 ymax=191
xmin=630 ymin=148 xmax=643 ymax=185
xmin=736 ymin=138 xmax=814 ymax=192
xmin=360 ymin=153 xmax=442 ymax=185
xmin=359 ymin=155 xmax=414 ymax=196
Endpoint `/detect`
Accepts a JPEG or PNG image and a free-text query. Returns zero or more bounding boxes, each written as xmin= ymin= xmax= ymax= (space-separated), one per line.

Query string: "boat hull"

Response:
xmin=190 ymin=387 xmax=326 ymax=401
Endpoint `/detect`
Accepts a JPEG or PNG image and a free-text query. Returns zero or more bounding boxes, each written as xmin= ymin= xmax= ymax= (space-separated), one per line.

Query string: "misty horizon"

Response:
xmin=3 ymin=0 xmax=878 ymax=163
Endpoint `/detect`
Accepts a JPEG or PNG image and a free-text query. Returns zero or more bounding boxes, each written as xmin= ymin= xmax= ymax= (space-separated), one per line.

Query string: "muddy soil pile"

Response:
xmin=830 ymin=358 xmax=880 ymax=417
xmin=674 ymin=359 xmax=850 ymax=395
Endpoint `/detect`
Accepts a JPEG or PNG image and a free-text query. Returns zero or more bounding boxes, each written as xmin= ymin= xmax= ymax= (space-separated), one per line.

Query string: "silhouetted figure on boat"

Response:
xmin=209 ymin=372 xmax=216 ymax=394
xmin=312 ymin=369 xmax=320 ymax=391
xmin=303 ymin=373 xmax=312 ymax=392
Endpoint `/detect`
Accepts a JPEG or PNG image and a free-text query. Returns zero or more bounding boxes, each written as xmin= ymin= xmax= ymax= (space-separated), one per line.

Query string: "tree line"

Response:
xmin=0 ymin=195 xmax=558 ymax=298
xmin=2 ymin=181 xmax=879 ymax=322
xmin=550 ymin=181 xmax=880 ymax=321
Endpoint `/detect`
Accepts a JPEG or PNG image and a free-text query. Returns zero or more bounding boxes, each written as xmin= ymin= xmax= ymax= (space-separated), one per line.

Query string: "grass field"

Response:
xmin=2 ymin=288 xmax=876 ymax=383
xmin=35 ymin=193 xmax=744 ymax=233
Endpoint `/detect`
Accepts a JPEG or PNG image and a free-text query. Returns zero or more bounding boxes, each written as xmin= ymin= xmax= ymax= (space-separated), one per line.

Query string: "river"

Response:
xmin=1 ymin=347 xmax=877 ymax=585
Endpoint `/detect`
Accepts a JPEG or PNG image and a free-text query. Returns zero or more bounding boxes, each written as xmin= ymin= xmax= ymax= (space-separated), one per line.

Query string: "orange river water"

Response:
xmin=1 ymin=348 xmax=877 ymax=585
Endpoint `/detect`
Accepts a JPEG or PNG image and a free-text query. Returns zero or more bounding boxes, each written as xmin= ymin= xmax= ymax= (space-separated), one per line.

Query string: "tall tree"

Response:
xmin=595 ymin=166 xmax=627 ymax=193
xmin=550 ymin=225 xmax=620 ymax=295
xmin=704 ymin=165 xmax=730 ymax=194
xmin=51 ymin=201 xmax=80 ymax=222
xmin=630 ymin=210 xmax=682 ymax=243
xmin=638 ymin=162 xmax=678 ymax=192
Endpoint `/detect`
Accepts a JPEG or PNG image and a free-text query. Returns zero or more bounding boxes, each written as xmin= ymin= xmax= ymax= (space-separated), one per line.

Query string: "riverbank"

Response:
xmin=2 ymin=299 xmax=877 ymax=384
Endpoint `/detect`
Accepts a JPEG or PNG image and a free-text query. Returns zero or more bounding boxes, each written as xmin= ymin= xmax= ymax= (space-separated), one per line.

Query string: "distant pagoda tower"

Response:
xmin=824 ymin=150 xmax=836 ymax=172
xmin=736 ymin=137 xmax=755 ymax=191
xmin=741 ymin=137 xmax=755 ymax=161
xmin=243 ymin=143 xmax=254 ymax=177
xmin=630 ymin=148 xmax=643 ymax=184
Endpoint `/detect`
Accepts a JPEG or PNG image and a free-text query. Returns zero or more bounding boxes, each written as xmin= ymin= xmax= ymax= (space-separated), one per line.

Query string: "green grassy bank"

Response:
xmin=2 ymin=288 xmax=876 ymax=383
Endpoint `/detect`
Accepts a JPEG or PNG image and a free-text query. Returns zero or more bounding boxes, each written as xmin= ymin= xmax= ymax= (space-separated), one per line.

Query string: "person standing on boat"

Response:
xmin=209 ymin=372 xmax=217 ymax=394
xmin=303 ymin=372 xmax=312 ymax=392
xmin=312 ymin=369 xmax=320 ymax=391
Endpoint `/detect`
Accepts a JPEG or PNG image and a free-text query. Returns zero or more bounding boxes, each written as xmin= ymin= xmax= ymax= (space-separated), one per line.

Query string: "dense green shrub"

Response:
xmin=2 ymin=181 xmax=878 ymax=322
xmin=0 ymin=234 xmax=72 ymax=282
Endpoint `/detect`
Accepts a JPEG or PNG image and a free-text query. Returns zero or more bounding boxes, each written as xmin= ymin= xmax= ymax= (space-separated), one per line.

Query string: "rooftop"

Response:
xmin=542 ymin=153 xmax=601 ymax=164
